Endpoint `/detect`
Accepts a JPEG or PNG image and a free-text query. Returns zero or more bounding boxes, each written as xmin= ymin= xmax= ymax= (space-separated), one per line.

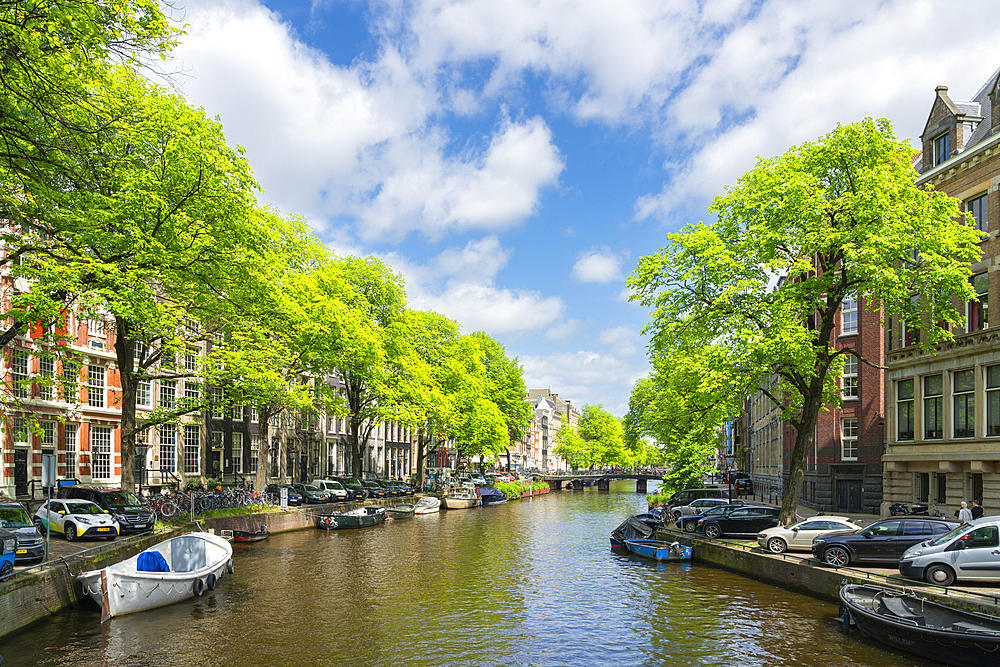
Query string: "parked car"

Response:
xmin=756 ymin=516 xmax=860 ymax=553
xmin=735 ymin=478 xmax=754 ymax=497
xmin=292 ymin=484 xmax=330 ymax=504
xmin=666 ymin=487 xmax=728 ymax=510
xmin=334 ymin=478 xmax=368 ymax=500
xmin=33 ymin=499 xmax=120 ymax=541
xmin=0 ymin=501 xmax=44 ymax=562
xmin=361 ymin=480 xmax=388 ymax=499
xmin=812 ymin=516 xmax=959 ymax=567
xmin=265 ymin=484 xmax=303 ymax=506
xmin=311 ymin=479 xmax=349 ymax=502
xmin=676 ymin=503 xmax=749 ymax=533
xmin=696 ymin=506 xmax=781 ymax=538
xmin=0 ymin=529 xmax=15 ymax=577
xmin=899 ymin=517 xmax=1000 ymax=586
xmin=57 ymin=485 xmax=155 ymax=535
xmin=672 ymin=498 xmax=734 ymax=518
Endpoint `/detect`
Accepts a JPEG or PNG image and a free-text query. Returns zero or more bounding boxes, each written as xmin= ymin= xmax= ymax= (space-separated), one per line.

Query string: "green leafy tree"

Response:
xmin=629 ymin=118 xmax=983 ymax=523
xmin=552 ymin=424 xmax=587 ymax=469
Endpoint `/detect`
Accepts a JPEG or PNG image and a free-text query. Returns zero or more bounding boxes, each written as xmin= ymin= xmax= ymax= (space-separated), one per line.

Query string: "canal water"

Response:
xmin=2 ymin=482 xmax=938 ymax=667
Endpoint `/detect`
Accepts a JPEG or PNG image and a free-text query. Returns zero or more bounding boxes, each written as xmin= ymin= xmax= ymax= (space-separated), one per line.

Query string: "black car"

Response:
xmin=265 ymin=484 xmax=303 ymax=506
xmin=696 ymin=506 xmax=781 ymax=538
xmin=361 ymin=480 xmax=387 ymax=499
xmin=676 ymin=503 xmax=748 ymax=533
xmin=0 ymin=501 xmax=44 ymax=563
xmin=334 ymin=478 xmax=368 ymax=501
xmin=291 ymin=483 xmax=329 ymax=504
xmin=811 ymin=517 xmax=959 ymax=567
xmin=56 ymin=486 xmax=156 ymax=535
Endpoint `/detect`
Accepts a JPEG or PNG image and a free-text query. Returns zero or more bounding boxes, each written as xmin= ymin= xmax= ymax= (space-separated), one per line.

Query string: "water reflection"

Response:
xmin=2 ymin=483 xmax=940 ymax=667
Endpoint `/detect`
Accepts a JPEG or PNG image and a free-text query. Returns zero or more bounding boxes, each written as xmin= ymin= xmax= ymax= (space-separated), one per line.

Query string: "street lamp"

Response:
xmin=726 ymin=454 xmax=735 ymax=504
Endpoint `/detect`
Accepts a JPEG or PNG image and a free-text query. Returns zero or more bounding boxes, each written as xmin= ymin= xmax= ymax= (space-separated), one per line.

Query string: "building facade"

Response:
xmin=883 ymin=68 xmax=1000 ymax=516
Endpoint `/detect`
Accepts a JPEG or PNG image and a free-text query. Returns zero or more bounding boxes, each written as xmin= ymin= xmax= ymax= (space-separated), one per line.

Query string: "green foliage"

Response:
xmin=645 ymin=492 xmax=671 ymax=507
xmin=630 ymin=118 xmax=983 ymax=523
xmin=553 ymin=404 xmax=636 ymax=469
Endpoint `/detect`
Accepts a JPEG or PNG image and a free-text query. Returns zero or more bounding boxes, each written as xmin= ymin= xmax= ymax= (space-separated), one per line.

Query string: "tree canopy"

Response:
xmin=629 ymin=118 xmax=983 ymax=523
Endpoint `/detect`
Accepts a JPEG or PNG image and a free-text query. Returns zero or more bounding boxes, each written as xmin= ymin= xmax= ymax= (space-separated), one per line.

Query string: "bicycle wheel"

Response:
xmin=158 ymin=502 xmax=179 ymax=522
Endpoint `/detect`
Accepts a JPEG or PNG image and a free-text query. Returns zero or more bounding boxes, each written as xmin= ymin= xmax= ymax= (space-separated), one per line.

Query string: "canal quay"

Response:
xmin=1 ymin=482 xmax=943 ymax=667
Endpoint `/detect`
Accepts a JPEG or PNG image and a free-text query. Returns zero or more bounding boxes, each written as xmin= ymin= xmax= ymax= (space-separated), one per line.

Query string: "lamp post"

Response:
xmin=726 ymin=454 xmax=735 ymax=504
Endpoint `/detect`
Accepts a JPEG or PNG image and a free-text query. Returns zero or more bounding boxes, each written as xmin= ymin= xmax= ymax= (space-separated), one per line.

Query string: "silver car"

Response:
xmin=898 ymin=517 xmax=1000 ymax=586
xmin=671 ymin=497 xmax=734 ymax=519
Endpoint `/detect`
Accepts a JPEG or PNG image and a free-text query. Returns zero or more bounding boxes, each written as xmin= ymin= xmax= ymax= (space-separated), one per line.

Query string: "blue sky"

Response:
xmin=164 ymin=0 xmax=1000 ymax=415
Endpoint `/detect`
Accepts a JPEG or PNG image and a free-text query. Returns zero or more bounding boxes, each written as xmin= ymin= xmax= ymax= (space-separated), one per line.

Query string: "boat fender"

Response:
xmin=193 ymin=577 xmax=204 ymax=597
xmin=206 ymin=573 xmax=217 ymax=591
xmin=227 ymin=559 xmax=234 ymax=575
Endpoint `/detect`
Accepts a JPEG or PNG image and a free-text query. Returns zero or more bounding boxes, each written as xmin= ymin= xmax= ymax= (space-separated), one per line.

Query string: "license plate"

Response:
xmin=133 ymin=525 xmax=143 ymax=529
xmin=16 ymin=549 xmax=26 ymax=554
xmin=97 ymin=527 xmax=110 ymax=532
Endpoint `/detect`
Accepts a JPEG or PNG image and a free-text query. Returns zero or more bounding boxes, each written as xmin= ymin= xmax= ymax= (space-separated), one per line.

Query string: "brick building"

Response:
xmin=883 ymin=67 xmax=1000 ymax=516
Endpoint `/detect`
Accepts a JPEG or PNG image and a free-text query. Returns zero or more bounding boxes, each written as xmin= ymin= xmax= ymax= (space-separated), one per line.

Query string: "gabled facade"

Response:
xmin=883 ymin=67 xmax=1000 ymax=517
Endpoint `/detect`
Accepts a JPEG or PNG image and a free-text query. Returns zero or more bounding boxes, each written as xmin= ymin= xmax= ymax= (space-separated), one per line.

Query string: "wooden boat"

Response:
xmin=386 ymin=504 xmax=415 ymax=519
xmin=232 ymin=525 xmax=270 ymax=543
xmin=840 ymin=583 xmax=1000 ymax=667
xmin=413 ymin=496 xmax=441 ymax=514
xmin=442 ymin=486 xmax=479 ymax=510
xmin=624 ymin=539 xmax=692 ymax=562
xmin=479 ymin=486 xmax=507 ymax=506
xmin=317 ymin=506 xmax=386 ymax=530
xmin=78 ymin=532 xmax=233 ymax=621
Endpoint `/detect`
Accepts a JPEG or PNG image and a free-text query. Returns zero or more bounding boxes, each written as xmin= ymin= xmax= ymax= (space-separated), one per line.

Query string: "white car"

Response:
xmin=34 ymin=499 xmax=120 ymax=542
xmin=672 ymin=498 xmax=735 ymax=518
xmin=756 ymin=516 xmax=859 ymax=553
xmin=311 ymin=479 xmax=349 ymax=501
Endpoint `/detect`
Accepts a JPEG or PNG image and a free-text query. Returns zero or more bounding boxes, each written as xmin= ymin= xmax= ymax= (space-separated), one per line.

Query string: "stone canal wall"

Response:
xmin=657 ymin=528 xmax=1000 ymax=617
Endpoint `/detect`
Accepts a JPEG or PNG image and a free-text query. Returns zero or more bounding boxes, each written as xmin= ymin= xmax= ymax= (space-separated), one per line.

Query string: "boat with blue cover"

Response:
xmin=624 ymin=539 xmax=693 ymax=562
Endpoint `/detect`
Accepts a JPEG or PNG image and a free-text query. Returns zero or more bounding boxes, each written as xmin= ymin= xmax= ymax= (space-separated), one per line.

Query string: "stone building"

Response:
xmin=883 ymin=67 xmax=1000 ymax=516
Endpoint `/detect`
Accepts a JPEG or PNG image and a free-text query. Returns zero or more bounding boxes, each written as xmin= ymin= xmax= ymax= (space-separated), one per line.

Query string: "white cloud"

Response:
xmin=170 ymin=0 xmax=562 ymax=242
xmin=572 ymin=248 xmax=625 ymax=283
xmin=521 ymin=347 xmax=649 ymax=415
xmin=545 ymin=318 xmax=583 ymax=342
xmin=386 ymin=237 xmax=564 ymax=336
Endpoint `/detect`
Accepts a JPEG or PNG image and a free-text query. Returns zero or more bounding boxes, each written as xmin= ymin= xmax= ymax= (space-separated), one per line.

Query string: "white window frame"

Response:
xmin=232 ymin=432 xmax=243 ymax=474
xmin=137 ymin=379 xmax=152 ymax=407
xmin=250 ymin=435 xmax=259 ymax=474
xmin=91 ymin=426 xmax=112 ymax=479
xmin=40 ymin=421 xmax=56 ymax=448
xmin=64 ymin=424 xmax=77 ymax=475
xmin=183 ymin=424 xmax=200 ymax=474
xmin=11 ymin=351 xmax=28 ymax=399
xmin=87 ymin=365 xmax=105 ymax=408
xmin=159 ymin=424 xmax=176 ymax=473
xmin=841 ymin=418 xmax=858 ymax=460
xmin=38 ymin=356 xmax=54 ymax=400
xmin=841 ymin=294 xmax=858 ymax=335
xmin=159 ymin=380 xmax=176 ymax=409
xmin=842 ymin=354 xmax=858 ymax=399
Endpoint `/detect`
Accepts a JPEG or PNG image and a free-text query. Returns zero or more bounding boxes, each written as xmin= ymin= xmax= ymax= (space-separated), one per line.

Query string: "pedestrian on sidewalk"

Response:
xmin=958 ymin=501 xmax=973 ymax=523
xmin=972 ymin=499 xmax=984 ymax=520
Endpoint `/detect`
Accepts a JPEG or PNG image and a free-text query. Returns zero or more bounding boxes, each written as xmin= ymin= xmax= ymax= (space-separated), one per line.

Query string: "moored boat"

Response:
xmin=839 ymin=583 xmax=1000 ymax=667
xmin=386 ymin=504 xmax=415 ymax=519
xmin=317 ymin=506 xmax=386 ymax=530
xmin=77 ymin=532 xmax=233 ymax=621
xmin=479 ymin=486 xmax=507 ymax=506
xmin=442 ymin=486 xmax=479 ymax=510
xmin=413 ymin=496 xmax=441 ymax=514
xmin=609 ymin=510 xmax=664 ymax=548
xmin=232 ymin=525 xmax=270 ymax=543
xmin=624 ymin=539 xmax=692 ymax=562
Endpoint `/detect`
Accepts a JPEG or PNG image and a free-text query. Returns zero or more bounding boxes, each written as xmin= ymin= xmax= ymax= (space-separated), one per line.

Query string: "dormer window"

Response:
xmin=933 ymin=133 xmax=950 ymax=166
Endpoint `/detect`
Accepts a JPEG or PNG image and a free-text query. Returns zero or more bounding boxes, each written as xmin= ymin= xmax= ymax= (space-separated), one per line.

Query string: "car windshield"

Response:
xmin=703 ymin=507 xmax=728 ymax=517
xmin=65 ymin=503 xmax=105 ymax=515
xmin=327 ymin=482 xmax=344 ymax=490
xmin=344 ymin=479 xmax=362 ymax=488
xmin=302 ymin=485 xmax=320 ymax=492
xmin=929 ymin=524 xmax=968 ymax=547
xmin=103 ymin=491 xmax=142 ymax=508
xmin=0 ymin=507 xmax=32 ymax=527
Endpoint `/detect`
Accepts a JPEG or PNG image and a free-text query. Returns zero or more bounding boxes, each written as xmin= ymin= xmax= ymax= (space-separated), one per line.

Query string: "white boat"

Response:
xmin=442 ymin=486 xmax=480 ymax=510
xmin=78 ymin=532 xmax=233 ymax=621
xmin=413 ymin=496 xmax=441 ymax=514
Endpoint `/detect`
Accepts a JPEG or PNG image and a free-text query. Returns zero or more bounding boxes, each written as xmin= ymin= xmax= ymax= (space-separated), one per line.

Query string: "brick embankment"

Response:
xmin=657 ymin=528 xmax=1000 ymax=617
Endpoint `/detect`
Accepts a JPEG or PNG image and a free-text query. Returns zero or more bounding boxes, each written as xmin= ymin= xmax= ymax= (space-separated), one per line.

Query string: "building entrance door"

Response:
xmin=14 ymin=448 xmax=29 ymax=496
xmin=212 ymin=449 xmax=222 ymax=478
xmin=836 ymin=479 xmax=863 ymax=513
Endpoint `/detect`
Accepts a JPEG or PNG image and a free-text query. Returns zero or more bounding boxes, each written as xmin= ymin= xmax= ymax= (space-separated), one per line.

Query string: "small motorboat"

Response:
xmin=624 ymin=539 xmax=693 ymax=562
xmin=78 ymin=532 xmax=233 ymax=621
xmin=386 ymin=504 xmax=415 ymax=519
xmin=413 ymin=496 xmax=441 ymax=514
xmin=442 ymin=486 xmax=479 ymax=510
xmin=840 ymin=583 xmax=1000 ymax=667
xmin=479 ymin=486 xmax=507 ymax=506
xmin=232 ymin=525 xmax=270 ymax=543
xmin=317 ymin=506 xmax=386 ymax=530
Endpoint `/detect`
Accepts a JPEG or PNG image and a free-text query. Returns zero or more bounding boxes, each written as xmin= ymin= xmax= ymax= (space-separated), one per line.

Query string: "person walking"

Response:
xmin=959 ymin=500 xmax=974 ymax=523
xmin=972 ymin=499 xmax=984 ymax=520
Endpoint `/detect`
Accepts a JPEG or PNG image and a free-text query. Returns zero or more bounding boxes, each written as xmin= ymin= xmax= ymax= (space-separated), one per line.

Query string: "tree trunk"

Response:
xmin=254 ymin=405 xmax=271 ymax=492
xmin=113 ymin=317 xmax=138 ymax=493
xmin=415 ymin=429 xmax=426 ymax=487
xmin=780 ymin=393 xmax=821 ymax=525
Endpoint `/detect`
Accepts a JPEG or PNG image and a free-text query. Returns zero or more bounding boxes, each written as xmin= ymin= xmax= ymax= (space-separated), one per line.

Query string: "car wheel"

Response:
xmin=704 ymin=524 xmax=722 ymax=539
xmin=64 ymin=523 xmax=77 ymax=542
xmin=672 ymin=510 xmax=682 ymax=520
xmin=823 ymin=546 xmax=850 ymax=567
xmin=0 ymin=561 xmax=12 ymax=579
xmin=925 ymin=564 xmax=956 ymax=586
xmin=767 ymin=537 xmax=787 ymax=554
xmin=105 ymin=533 xmax=117 ymax=541
xmin=683 ymin=521 xmax=697 ymax=533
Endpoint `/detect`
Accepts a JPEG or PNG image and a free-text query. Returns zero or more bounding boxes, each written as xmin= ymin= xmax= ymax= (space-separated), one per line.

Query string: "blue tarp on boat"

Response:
xmin=137 ymin=551 xmax=170 ymax=573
